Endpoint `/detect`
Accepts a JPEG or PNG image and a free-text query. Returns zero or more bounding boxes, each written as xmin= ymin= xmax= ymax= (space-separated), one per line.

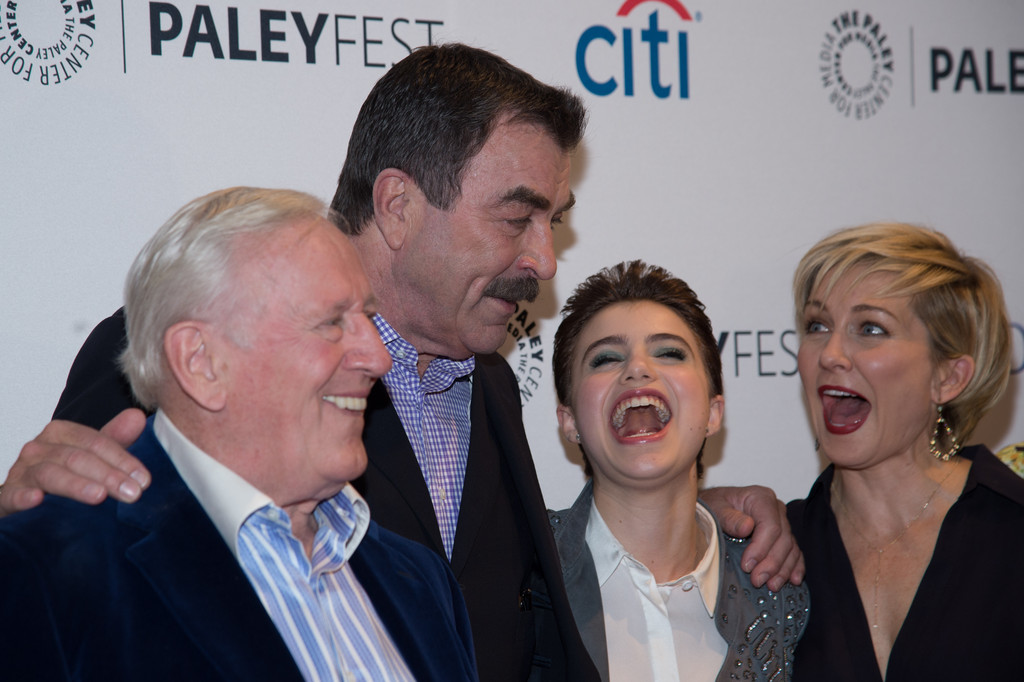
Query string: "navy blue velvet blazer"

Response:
xmin=0 ymin=420 xmax=478 ymax=681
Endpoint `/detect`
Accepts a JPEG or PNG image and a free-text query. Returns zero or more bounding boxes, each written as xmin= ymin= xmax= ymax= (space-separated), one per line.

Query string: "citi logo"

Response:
xmin=575 ymin=0 xmax=695 ymax=99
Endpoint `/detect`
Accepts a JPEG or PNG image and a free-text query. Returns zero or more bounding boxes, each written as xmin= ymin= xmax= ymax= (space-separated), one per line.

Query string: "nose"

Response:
xmin=345 ymin=315 xmax=392 ymax=379
xmin=519 ymin=222 xmax=557 ymax=281
xmin=623 ymin=353 xmax=653 ymax=383
xmin=819 ymin=329 xmax=851 ymax=371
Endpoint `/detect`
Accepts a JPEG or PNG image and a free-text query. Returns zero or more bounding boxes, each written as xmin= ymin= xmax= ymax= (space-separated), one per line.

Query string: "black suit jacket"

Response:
xmin=52 ymin=309 xmax=599 ymax=682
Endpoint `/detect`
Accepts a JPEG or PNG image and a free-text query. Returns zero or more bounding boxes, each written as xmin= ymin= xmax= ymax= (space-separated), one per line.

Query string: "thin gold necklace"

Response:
xmin=832 ymin=460 xmax=959 ymax=630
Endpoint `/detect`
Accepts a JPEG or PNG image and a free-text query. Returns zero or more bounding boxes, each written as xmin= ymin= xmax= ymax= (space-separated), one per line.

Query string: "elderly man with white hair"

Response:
xmin=0 ymin=187 xmax=478 ymax=682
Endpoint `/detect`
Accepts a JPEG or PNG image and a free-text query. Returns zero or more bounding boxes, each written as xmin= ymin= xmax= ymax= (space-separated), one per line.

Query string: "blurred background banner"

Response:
xmin=2 ymin=0 xmax=1021 ymax=507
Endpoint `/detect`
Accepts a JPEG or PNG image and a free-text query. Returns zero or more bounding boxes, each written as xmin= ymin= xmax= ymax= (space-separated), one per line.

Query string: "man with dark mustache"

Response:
xmin=2 ymin=44 xmax=802 ymax=682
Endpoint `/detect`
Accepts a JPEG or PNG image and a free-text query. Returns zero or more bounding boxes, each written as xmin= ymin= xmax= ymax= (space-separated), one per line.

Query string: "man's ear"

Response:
xmin=164 ymin=321 xmax=228 ymax=412
xmin=556 ymin=404 xmax=579 ymax=444
xmin=372 ymin=168 xmax=418 ymax=251
xmin=933 ymin=354 xmax=976 ymax=406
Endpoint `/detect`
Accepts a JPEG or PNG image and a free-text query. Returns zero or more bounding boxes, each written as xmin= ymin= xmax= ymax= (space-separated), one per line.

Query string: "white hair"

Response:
xmin=119 ymin=187 xmax=328 ymax=408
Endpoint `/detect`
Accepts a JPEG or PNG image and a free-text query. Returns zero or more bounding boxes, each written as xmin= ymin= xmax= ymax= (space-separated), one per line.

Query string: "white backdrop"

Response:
xmin=2 ymin=0 xmax=1021 ymax=509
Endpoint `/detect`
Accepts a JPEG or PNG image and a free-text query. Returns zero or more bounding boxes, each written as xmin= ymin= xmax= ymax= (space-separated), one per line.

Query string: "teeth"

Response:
xmin=322 ymin=396 xmax=367 ymax=411
xmin=611 ymin=395 xmax=671 ymax=429
xmin=823 ymin=389 xmax=858 ymax=398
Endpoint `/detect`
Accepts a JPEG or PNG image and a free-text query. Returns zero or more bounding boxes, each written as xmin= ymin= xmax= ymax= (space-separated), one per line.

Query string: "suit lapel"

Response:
xmin=449 ymin=368 xmax=502 ymax=575
xmin=474 ymin=355 xmax=542 ymax=519
xmin=361 ymin=381 xmax=446 ymax=554
xmin=119 ymin=427 xmax=303 ymax=682
xmin=471 ymin=355 xmax=605 ymax=680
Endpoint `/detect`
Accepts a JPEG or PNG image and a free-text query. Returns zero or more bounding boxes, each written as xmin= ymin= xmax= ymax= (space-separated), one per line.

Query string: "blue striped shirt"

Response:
xmin=237 ymin=497 xmax=414 ymax=682
xmin=375 ymin=315 xmax=474 ymax=558
xmin=154 ymin=411 xmax=414 ymax=682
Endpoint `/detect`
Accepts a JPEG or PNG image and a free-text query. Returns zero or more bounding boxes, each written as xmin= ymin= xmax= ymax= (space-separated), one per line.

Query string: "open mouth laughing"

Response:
xmin=610 ymin=393 xmax=671 ymax=440
xmin=818 ymin=386 xmax=870 ymax=434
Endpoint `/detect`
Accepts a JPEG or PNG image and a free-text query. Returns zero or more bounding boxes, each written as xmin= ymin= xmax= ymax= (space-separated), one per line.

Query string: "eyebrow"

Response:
xmin=647 ymin=332 xmax=691 ymax=347
xmin=805 ymin=300 xmax=897 ymax=318
xmin=497 ymin=187 xmax=576 ymax=214
xmin=581 ymin=334 xmax=627 ymax=359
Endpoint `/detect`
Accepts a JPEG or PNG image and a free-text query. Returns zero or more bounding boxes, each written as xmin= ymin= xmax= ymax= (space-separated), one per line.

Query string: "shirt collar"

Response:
xmin=154 ymin=410 xmax=370 ymax=562
xmin=374 ymin=313 xmax=475 ymax=390
xmin=586 ymin=500 xmax=721 ymax=617
xmin=312 ymin=484 xmax=371 ymax=563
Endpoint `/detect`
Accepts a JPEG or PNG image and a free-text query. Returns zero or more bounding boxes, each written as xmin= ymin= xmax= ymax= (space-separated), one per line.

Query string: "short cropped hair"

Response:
xmin=331 ymin=43 xmax=588 ymax=234
xmin=793 ymin=222 xmax=1012 ymax=445
xmin=120 ymin=187 xmax=327 ymax=409
xmin=553 ymin=261 xmax=723 ymax=477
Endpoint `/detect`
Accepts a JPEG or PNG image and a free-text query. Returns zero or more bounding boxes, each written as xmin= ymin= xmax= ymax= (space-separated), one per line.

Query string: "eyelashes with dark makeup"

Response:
xmin=586 ymin=347 xmax=687 ymax=368
xmin=654 ymin=347 xmax=687 ymax=361
xmin=588 ymin=352 xmax=622 ymax=368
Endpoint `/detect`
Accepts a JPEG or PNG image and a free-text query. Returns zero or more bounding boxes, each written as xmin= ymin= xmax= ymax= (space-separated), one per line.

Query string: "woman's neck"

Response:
xmin=829 ymin=449 xmax=967 ymax=538
xmin=593 ymin=480 xmax=706 ymax=583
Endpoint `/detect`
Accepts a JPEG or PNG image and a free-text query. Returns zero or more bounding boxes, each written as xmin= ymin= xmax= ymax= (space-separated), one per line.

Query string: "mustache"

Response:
xmin=483 ymin=276 xmax=540 ymax=303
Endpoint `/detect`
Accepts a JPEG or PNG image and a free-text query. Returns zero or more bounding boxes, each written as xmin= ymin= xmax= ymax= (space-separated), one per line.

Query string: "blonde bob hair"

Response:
xmin=793 ymin=222 xmax=1011 ymax=446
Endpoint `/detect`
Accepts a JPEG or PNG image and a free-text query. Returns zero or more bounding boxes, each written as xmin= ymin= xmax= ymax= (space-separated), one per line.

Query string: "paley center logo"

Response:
xmin=1 ymin=0 xmax=97 ymax=86
xmin=576 ymin=0 xmax=696 ymax=99
xmin=819 ymin=10 xmax=894 ymax=119
xmin=502 ymin=304 xmax=547 ymax=406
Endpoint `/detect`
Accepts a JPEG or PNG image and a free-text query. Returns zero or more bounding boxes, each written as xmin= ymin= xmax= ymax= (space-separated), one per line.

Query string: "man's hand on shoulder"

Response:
xmin=700 ymin=485 xmax=804 ymax=592
xmin=0 ymin=408 xmax=151 ymax=517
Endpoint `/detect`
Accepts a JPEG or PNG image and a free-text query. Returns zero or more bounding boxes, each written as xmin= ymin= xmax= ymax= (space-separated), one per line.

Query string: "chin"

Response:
xmin=616 ymin=459 xmax=690 ymax=485
xmin=466 ymin=330 xmax=509 ymax=356
xmin=819 ymin=441 xmax=876 ymax=469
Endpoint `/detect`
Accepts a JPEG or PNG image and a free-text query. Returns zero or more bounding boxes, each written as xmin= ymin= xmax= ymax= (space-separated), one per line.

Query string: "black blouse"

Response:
xmin=787 ymin=445 xmax=1024 ymax=681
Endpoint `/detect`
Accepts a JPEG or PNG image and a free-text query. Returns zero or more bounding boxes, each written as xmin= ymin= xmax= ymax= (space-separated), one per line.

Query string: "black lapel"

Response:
xmin=449 ymin=369 xmax=502 ymax=575
xmin=359 ymin=381 xmax=445 ymax=555
xmin=473 ymin=354 xmax=543 ymax=528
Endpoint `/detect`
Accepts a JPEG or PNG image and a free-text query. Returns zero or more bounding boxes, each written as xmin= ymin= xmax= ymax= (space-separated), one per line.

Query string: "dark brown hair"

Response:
xmin=331 ymin=43 xmax=587 ymax=234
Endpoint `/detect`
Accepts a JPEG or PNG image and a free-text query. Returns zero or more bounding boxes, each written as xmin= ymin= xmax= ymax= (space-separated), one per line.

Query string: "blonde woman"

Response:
xmin=787 ymin=223 xmax=1022 ymax=681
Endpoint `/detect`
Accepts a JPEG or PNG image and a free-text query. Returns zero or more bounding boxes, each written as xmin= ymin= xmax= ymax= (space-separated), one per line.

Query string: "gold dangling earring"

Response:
xmin=929 ymin=404 xmax=961 ymax=461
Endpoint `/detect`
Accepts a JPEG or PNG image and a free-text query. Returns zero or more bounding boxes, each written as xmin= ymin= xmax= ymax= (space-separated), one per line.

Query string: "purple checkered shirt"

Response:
xmin=374 ymin=315 xmax=474 ymax=559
